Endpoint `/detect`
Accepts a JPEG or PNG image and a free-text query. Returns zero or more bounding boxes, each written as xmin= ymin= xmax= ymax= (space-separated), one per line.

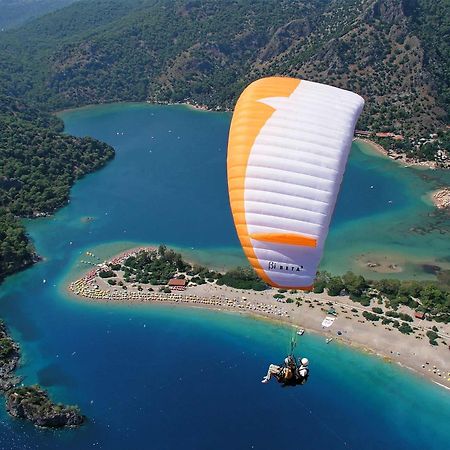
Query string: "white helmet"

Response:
xmin=301 ymin=358 xmax=309 ymax=366
xmin=284 ymin=356 xmax=294 ymax=366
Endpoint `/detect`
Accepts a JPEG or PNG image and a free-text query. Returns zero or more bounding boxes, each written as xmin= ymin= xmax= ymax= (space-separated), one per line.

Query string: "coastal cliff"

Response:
xmin=0 ymin=321 xmax=84 ymax=428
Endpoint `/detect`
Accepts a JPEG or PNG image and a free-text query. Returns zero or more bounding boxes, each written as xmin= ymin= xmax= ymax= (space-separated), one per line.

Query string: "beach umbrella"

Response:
xmin=227 ymin=77 xmax=364 ymax=289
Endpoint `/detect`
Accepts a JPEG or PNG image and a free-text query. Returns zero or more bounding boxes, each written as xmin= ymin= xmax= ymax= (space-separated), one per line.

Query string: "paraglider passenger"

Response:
xmin=261 ymin=356 xmax=296 ymax=384
xmin=295 ymin=358 xmax=309 ymax=385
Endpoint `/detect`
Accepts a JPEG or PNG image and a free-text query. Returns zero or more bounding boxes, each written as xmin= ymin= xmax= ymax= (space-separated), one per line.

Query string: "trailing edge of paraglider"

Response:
xmin=227 ymin=77 xmax=364 ymax=290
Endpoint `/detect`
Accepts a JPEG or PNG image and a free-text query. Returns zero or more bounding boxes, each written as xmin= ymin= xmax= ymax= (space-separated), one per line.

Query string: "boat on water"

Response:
xmin=296 ymin=329 xmax=305 ymax=336
xmin=326 ymin=338 xmax=333 ymax=344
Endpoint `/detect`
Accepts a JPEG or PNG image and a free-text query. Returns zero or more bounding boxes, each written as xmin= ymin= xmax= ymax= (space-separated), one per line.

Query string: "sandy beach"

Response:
xmin=355 ymin=138 xmax=448 ymax=170
xmin=146 ymin=99 xmax=230 ymax=113
xmin=68 ymin=248 xmax=450 ymax=391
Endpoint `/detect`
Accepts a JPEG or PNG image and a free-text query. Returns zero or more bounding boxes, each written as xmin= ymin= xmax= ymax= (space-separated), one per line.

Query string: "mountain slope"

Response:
xmin=404 ymin=0 xmax=450 ymax=118
xmin=263 ymin=0 xmax=446 ymax=138
xmin=1 ymin=0 xmax=447 ymax=148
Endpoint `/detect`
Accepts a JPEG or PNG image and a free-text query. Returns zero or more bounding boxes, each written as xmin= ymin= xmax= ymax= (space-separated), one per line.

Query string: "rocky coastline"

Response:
xmin=431 ymin=188 xmax=450 ymax=210
xmin=6 ymin=386 xmax=84 ymax=428
xmin=0 ymin=321 xmax=84 ymax=428
xmin=0 ymin=321 xmax=21 ymax=391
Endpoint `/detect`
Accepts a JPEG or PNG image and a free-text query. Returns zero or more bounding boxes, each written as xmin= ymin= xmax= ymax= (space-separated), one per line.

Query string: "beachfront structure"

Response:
xmin=168 ymin=278 xmax=187 ymax=291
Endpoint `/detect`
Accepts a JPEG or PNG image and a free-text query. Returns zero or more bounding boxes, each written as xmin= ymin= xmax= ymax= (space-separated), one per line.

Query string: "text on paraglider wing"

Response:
xmin=268 ymin=262 xmax=304 ymax=272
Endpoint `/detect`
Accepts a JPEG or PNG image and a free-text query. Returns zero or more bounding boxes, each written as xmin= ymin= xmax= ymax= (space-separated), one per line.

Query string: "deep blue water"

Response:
xmin=0 ymin=103 xmax=449 ymax=450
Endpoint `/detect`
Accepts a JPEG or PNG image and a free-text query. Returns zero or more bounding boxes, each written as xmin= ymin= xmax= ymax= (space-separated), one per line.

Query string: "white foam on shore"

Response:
xmin=432 ymin=381 xmax=450 ymax=391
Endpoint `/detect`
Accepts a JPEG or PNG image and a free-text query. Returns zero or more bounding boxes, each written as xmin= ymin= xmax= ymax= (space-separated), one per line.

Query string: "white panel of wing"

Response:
xmin=245 ymin=80 xmax=364 ymax=287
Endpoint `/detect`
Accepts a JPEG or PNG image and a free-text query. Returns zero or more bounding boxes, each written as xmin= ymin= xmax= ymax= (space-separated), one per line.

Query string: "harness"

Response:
xmin=296 ymin=367 xmax=309 ymax=385
xmin=277 ymin=361 xmax=310 ymax=386
xmin=276 ymin=366 xmax=294 ymax=383
xmin=278 ymin=335 xmax=309 ymax=386
xmin=276 ymin=355 xmax=296 ymax=384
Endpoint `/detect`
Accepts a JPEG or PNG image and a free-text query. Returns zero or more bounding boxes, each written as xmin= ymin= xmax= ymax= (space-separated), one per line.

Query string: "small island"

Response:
xmin=0 ymin=321 xmax=84 ymax=428
xmin=69 ymin=246 xmax=450 ymax=390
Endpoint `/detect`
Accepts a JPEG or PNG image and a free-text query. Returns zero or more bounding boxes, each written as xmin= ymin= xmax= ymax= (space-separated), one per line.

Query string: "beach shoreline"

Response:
xmin=55 ymin=100 xmax=229 ymax=116
xmin=67 ymin=247 xmax=450 ymax=391
xmin=355 ymin=138 xmax=448 ymax=170
xmin=54 ymin=101 xmax=147 ymax=115
xmin=357 ymin=138 xmax=450 ymax=212
xmin=68 ymin=283 xmax=450 ymax=390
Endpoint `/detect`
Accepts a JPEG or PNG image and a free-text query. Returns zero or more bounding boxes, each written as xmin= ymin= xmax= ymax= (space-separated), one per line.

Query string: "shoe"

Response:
xmin=261 ymin=378 xmax=269 ymax=384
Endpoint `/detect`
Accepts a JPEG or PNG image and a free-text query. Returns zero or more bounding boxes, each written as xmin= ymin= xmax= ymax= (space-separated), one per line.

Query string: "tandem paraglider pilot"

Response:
xmin=261 ymin=356 xmax=309 ymax=386
xmin=227 ymin=78 xmax=361 ymax=388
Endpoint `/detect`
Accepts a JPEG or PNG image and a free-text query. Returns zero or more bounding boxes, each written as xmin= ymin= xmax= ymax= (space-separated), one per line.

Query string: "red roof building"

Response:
xmin=168 ymin=278 xmax=187 ymax=290
xmin=415 ymin=312 xmax=425 ymax=320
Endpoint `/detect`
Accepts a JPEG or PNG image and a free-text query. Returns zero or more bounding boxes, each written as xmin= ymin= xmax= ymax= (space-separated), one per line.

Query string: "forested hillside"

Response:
xmin=404 ymin=0 xmax=450 ymax=119
xmin=0 ymin=95 xmax=114 ymax=281
xmin=0 ymin=210 xmax=35 ymax=282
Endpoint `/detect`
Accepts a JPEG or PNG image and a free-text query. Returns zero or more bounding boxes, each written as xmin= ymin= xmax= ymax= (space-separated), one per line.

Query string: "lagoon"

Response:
xmin=59 ymin=102 xmax=449 ymax=279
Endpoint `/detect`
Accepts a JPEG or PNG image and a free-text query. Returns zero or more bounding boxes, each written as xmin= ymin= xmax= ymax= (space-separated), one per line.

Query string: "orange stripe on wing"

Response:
xmin=249 ymin=233 xmax=317 ymax=248
xmin=227 ymin=77 xmax=301 ymax=288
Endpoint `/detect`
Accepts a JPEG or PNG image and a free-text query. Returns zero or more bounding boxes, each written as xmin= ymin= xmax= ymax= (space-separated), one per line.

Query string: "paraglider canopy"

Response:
xmin=227 ymin=77 xmax=364 ymax=289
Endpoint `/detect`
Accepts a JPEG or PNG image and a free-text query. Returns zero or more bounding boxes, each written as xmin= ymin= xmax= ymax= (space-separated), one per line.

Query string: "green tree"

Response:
xmin=398 ymin=322 xmax=413 ymax=334
xmin=342 ymin=271 xmax=367 ymax=298
xmin=374 ymin=279 xmax=401 ymax=299
xmin=327 ymin=277 xmax=345 ymax=296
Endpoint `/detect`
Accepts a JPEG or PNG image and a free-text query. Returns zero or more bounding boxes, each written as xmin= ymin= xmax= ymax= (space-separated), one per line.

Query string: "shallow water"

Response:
xmin=0 ymin=103 xmax=449 ymax=449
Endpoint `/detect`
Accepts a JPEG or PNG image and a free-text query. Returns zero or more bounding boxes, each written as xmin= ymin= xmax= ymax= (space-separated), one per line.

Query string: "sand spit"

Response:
xmin=68 ymin=248 xmax=450 ymax=391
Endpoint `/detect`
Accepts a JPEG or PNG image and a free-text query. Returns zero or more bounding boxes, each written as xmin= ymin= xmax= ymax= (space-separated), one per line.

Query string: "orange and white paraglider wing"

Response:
xmin=227 ymin=77 xmax=364 ymax=289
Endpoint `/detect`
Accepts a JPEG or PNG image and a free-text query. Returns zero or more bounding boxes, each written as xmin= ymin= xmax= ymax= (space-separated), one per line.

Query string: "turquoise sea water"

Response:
xmin=0 ymin=103 xmax=449 ymax=449
xmin=57 ymin=102 xmax=450 ymax=279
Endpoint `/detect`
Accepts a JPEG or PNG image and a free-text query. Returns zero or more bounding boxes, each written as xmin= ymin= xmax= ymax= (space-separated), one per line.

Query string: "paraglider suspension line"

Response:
xmin=289 ymin=335 xmax=297 ymax=357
